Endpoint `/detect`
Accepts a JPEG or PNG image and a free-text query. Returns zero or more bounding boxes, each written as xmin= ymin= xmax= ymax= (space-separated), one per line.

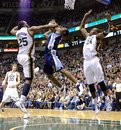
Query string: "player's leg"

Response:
xmin=52 ymin=55 xmax=81 ymax=91
xmin=18 ymin=55 xmax=34 ymax=103
xmin=59 ymin=69 xmax=82 ymax=91
xmin=93 ymin=58 xmax=112 ymax=111
xmin=47 ymin=74 xmax=62 ymax=88
xmin=0 ymin=102 xmax=5 ymax=112
xmin=44 ymin=53 xmax=63 ymax=88
xmin=60 ymin=69 xmax=77 ymax=84
xmin=20 ymin=79 xmax=32 ymax=103
xmin=0 ymin=88 xmax=11 ymax=112
xmin=16 ymin=55 xmax=34 ymax=117
xmin=11 ymin=88 xmax=28 ymax=118
xmin=44 ymin=62 xmax=62 ymax=88
xmin=84 ymin=60 xmax=99 ymax=114
xmin=53 ymin=55 xmax=77 ymax=84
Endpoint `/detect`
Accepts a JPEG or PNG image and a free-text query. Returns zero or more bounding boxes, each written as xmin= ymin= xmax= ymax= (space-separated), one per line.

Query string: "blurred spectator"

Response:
xmin=113 ymin=77 xmax=121 ymax=111
xmin=0 ymin=37 xmax=120 ymax=111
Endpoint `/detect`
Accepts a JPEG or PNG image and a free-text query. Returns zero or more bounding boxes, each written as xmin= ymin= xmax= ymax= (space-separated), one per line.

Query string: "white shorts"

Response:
xmin=2 ymin=87 xmax=19 ymax=103
xmin=83 ymin=57 xmax=104 ymax=84
xmin=52 ymin=54 xmax=63 ymax=72
xmin=17 ymin=54 xmax=35 ymax=79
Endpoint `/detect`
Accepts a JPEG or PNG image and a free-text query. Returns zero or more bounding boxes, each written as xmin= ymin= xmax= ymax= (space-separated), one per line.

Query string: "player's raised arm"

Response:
xmin=44 ymin=30 xmax=52 ymax=39
xmin=10 ymin=26 xmax=18 ymax=35
xmin=96 ymin=13 xmax=112 ymax=39
xmin=80 ymin=10 xmax=92 ymax=38
xmin=29 ymin=22 xmax=58 ymax=35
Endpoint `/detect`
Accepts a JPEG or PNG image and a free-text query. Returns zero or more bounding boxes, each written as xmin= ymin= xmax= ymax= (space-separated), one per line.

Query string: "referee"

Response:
xmin=113 ymin=77 xmax=121 ymax=111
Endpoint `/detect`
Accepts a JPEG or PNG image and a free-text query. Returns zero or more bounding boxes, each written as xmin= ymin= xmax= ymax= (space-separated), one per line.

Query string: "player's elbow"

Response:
xmin=10 ymin=30 xmax=14 ymax=35
xmin=10 ymin=30 xmax=16 ymax=35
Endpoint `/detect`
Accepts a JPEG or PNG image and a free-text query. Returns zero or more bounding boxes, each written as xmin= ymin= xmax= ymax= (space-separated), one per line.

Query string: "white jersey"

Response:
xmin=83 ymin=35 xmax=97 ymax=60
xmin=7 ymin=71 xmax=19 ymax=88
xmin=16 ymin=27 xmax=35 ymax=57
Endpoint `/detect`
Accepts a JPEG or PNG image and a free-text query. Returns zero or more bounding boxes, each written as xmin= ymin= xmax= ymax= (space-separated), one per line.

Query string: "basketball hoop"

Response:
xmin=64 ymin=0 xmax=76 ymax=10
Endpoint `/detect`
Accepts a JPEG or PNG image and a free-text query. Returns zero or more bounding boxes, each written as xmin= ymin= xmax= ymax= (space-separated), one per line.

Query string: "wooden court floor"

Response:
xmin=0 ymin=108 xmax=121 ymax=130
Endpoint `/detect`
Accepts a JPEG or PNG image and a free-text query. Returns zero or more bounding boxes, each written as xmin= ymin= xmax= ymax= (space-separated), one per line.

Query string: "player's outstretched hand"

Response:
xmin=105 ymin=12 xmax=111 ymax=20
xmin=85 ymin=10 xmax=92 ymax=16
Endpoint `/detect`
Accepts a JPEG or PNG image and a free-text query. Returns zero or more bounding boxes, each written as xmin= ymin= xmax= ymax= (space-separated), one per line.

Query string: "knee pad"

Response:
xmin=98 ymin=81 xmax=107 ymax=92
xmin=88 ymin=84 xmax=96 ymax=93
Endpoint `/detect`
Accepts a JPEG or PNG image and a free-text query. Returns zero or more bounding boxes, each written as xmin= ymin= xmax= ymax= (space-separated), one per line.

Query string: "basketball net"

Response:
xmin=64 ymin=0 xmax=76 ymax=10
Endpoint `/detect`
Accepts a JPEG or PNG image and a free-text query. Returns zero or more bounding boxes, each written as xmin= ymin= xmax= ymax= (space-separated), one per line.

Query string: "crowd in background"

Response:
xmin=0 ymin=3 xmax=121 ymax=35
xmin=0 ymin=38 xmax=121 ymax=111
xmin=0 ymin=1 xmax=121 ymax=111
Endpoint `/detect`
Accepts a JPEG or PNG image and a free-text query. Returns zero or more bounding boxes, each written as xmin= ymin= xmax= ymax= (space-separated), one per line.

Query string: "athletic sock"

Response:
xmin=20 ymin=95 xmax=26 ymax=103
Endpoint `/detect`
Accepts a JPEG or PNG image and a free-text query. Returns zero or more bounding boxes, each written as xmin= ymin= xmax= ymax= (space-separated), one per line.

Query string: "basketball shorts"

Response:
xmin=44 ymin=52 xmax=63 ymax=74
xmin=83 ymin=57 xmax=104 ymax=84
xmin=17 ymin=54 xmax=35 ymax=79
xmin=2 ymin=87 xmax=19 ymax=103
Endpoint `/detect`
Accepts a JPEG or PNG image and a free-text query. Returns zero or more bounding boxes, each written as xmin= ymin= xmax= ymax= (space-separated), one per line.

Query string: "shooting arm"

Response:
xmin=80 ymin=14 xmax=87 ymax=29
xmin=10 ymin=26 xmax=18 ymax=35
xmin=80 ymin=10 xmax=92 ymax=38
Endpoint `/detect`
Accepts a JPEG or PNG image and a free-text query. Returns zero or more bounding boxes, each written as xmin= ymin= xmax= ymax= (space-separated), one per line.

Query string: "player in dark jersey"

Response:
xmin=43 ymin=20 xmax=81 ymax=91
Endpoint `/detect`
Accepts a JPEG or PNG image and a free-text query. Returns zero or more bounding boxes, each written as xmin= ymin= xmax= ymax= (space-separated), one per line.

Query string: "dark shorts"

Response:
xmin=43 ymin=53 xmax=63 ymax=75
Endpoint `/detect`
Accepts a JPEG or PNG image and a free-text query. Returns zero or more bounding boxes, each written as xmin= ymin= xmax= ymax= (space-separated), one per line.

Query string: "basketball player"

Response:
xmin=80 ymin=10 xmax=112 ymax=113
xmin=43 ymin=20 xmax=81 ymax=91
xmin=0 ymin=64 xmax=28 ymax=117
xmin=10 ymin=21 xmax=58 ymax=116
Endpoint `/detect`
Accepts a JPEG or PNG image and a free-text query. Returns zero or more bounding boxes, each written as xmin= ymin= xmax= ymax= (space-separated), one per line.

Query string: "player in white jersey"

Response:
xmin=80 ymin=10 xmax=112 ymax=113
xmin=0 ymin=64 xmax=26 ymax=114
xmin=10 ymin=21 xmax=58 ymax=116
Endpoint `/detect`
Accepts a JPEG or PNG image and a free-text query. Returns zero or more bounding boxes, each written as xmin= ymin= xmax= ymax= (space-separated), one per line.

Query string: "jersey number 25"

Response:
xmin=19 ymin=37 xmax=28 ymax=47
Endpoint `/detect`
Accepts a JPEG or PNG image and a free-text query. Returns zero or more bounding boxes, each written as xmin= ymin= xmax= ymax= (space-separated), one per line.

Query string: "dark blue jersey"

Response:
xmin=43 ymin=33 xmax=63 ymax=74
xmin=44 ymin=33 xmax=62 ymax=53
